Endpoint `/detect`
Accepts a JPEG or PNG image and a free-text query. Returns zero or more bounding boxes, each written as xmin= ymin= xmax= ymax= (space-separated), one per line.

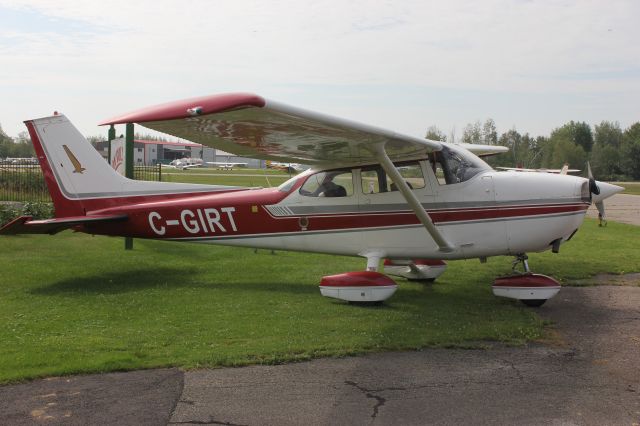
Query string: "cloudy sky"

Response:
xmin=0 ymin=0 xmax=638 ymax=141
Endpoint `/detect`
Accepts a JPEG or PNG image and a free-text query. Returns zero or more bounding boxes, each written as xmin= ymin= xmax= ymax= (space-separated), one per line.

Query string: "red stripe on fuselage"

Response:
xmin=82 ymin=189 xmax=589 ymax=240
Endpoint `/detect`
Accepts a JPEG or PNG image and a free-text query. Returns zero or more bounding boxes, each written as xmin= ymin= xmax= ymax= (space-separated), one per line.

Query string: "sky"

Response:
xmin=0 ymin=0 xmax=639 ymax=141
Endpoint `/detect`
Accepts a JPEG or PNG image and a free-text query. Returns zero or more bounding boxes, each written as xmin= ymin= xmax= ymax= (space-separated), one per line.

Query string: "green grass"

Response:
xmin=161 ymin=168 xmax=293 ymax=187
xmin=616 ymin=182 xmax=640 ymax=195
xmin=166 ymin=167 xmax=295 ymax=175
xmin=0 ymin=219 xmax=638 ymax=384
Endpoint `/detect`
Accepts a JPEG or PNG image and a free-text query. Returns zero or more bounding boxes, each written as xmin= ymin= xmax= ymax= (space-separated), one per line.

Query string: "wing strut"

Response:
xmin=375 ymin=145 xmax=455 ymax=253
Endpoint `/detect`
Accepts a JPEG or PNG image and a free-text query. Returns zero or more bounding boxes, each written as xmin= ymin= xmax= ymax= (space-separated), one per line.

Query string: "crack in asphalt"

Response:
xmin=167 ymin=371 xmax=186 ymax=424
xmin=344 ymin=380 xmax=403 ymax=420
xmin=501 ymin=359 xmax=525 ymax=383
xmin=169 ymin=418 xmax=248 ymax=425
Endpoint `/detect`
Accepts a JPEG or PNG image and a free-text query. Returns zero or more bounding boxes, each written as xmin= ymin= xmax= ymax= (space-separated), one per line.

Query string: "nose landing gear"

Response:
xmin=492 ymin=254 xmax=561 ymax=307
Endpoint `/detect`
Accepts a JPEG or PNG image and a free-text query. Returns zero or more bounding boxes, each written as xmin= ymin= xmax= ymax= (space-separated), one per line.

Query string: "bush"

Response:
xmin=0 ymin=202 xmax=53 ymax=227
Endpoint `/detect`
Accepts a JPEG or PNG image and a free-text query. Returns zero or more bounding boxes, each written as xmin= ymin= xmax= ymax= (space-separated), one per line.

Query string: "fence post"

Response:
xmin=124 ymin=123 xmax=134 ymax=250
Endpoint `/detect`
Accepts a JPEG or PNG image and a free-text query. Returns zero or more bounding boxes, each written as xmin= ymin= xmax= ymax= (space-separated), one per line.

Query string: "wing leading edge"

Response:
xmin=100 ymin=93 xmax=443 ymax=166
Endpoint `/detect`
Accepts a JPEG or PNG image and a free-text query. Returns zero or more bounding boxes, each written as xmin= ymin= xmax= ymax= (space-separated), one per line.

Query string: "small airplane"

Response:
xmin=207 ymin=161 xmax=248 ymax=171
xmin=166 ymin=157 xmax=204 ymax=170
xmin=3 ymin=157 xmax=39 ymax=166
xmin=267 ymin=161 xmax=307 ymax=173
xmin=0 ymin=93 xmax=624 ymax=307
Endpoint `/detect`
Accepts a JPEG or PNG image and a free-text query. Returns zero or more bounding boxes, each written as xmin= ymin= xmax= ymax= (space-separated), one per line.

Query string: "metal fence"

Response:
xmin=0 ymin=163 xmax=162 ymax=202
xmin=134 ymin=164 xmax=162 ymax=182
xmin=0 ymin=164 xmax=49 ymax=202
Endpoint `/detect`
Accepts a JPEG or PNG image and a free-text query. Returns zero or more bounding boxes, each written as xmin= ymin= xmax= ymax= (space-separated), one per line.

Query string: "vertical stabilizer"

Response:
xmin=26 ymin=115 xmax=127 ymax=217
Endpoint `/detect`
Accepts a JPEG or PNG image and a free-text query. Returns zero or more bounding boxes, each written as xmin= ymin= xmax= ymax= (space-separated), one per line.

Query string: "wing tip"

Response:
xmin=99 ymin=92 xmax=266 ymax=126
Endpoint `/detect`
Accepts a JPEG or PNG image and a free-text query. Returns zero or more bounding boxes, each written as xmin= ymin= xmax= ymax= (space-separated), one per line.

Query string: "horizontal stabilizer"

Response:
xmin=0 ymin=214 xmax=128 ymax=235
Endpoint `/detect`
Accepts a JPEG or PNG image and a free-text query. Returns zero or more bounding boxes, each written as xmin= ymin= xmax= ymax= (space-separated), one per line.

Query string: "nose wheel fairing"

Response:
xmin=492 ymin=254 xmax=561 ymax=307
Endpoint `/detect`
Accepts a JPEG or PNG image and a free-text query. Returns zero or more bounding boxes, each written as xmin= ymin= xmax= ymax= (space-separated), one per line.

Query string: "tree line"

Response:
xmin=3 ymin=119 xmax=640 ymax=181
xmin=427 ymin=119 xmax=640 ymax=181
xmin=0 ymin=127 xmax=34 ymax=159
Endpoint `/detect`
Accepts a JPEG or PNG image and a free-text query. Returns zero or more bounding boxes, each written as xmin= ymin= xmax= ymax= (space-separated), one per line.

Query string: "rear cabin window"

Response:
xmin=361 ymin=162 xmax=425 ymax=194
xmin=299 ymin=170 xmax=353 ymax=197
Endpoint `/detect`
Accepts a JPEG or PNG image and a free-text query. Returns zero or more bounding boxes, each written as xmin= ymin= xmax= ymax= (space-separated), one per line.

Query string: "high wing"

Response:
xmin=100 ymin=93 xmax=454 ymax=250
xmin=100 ymin=93 xmax=443 ymax=166
xmin=497 ymin=167 xmax=581 ymax=174
xmin=456 ymin=143 xmax=508 ymax=157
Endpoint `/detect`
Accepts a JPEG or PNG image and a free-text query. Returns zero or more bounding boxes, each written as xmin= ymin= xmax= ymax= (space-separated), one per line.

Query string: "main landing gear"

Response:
xmin=491 ymin=254 xmax=561 ymax=307
xmin=319 ymin=253 xmax=398 ymax=303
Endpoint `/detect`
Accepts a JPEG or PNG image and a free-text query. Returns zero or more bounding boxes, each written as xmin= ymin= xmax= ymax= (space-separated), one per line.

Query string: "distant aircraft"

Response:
xmin=206 ymin=161 xmax=248 ymax=171
xmin=267 ymin=161 xmax=307 ymax=173
xmin=0 ymin=93 xmax=623 ymax=307
xmin=3 ymin=157 xmax=39 ymax=165
xmin=166 ymin=158 xmax=204 ymax=170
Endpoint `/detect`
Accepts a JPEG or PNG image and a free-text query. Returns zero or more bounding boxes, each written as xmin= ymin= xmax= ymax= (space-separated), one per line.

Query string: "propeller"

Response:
xmin=587 ymin=162 xmax=600 ymax=196
xmin=586 ymin=161 xmax=624 ymax=226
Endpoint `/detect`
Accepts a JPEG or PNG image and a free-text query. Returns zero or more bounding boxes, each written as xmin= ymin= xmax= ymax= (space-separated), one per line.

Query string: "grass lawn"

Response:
xmin=0 ymin=219 xmax=638 ymax=384
xmin=616 ymin=182 xmax=640 ymax=196
xmin=161 ymin=168 xmax=294 ymax=187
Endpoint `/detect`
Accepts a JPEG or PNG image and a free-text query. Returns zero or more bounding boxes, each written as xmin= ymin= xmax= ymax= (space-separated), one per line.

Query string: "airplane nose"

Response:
xmin=592 ymin=181 xmax=624 ymax=203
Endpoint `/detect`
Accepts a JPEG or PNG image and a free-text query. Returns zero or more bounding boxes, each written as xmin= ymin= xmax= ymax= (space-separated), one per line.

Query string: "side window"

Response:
xmin=300 ymin=170 xmax=353 ymax=197
xmin=397 ymin=163 xmax=425 ymax=190
xmin=361 ymin=167 xmax=387 ymax=194
xmin=361 ymin=162 xmax=425 ymax=194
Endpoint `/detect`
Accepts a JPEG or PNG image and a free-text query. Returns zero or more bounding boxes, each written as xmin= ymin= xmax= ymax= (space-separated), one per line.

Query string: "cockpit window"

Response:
xmin=430 ymin=145 xmax=490 ymax=185
xmin=277 ymin=175 xmax=300 ymax=193
xmin=299 ymin=170 xmax=353 ymax=197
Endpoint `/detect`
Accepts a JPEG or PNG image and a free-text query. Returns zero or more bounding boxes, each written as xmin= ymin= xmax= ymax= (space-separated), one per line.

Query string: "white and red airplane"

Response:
xmin=166 ymin=157 xmax=204 ymax=170
xmin=0 ymin=93 xmax=623 ymax=306
xmin=207 ymin=161 xmax=248 ymax=171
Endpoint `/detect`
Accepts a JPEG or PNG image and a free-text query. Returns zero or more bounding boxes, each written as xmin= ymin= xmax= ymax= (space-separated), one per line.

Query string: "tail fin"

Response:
xmin=27 ymin=114 xmax=233 ymax=218
xmin=26 ymin=115 xmax=129 ymax=217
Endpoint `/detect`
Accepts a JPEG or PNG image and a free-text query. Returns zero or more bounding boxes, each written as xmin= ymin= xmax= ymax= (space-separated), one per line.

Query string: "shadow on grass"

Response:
xmin=29 ymin=267 xmax=319 ymax=297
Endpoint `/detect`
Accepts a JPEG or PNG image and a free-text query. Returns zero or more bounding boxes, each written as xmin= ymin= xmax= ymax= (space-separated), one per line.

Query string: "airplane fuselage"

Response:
xmin=83 ymin=159 xmax=590 ymax=261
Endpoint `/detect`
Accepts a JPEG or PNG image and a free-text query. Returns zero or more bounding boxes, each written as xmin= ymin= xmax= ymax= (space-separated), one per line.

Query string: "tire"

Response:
xmin=521 ymin=299 xmax=546 ymax=307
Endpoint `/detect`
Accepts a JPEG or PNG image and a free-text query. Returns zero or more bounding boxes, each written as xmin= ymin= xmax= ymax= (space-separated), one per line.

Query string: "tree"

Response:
xmin=591 ymin=121 xmax=623 ymax=180
xmin=621 ymin=122 xmax=640 ymax=179
xmin=482 ymin=118 xmax=498 ymax=145
xmin=425 ymin=126 xmax=446 ymax=142
xmin=461 ymin=121 xmax=482 ymax=144
xmin=486 ymin=128 xmax=539 ymax=169
xmin=549 ymin=137 xmax=587 ymax=170
xmin=0 ymin=125 xmax=34 ymax=158
xmin=550 ymin=121 xmax=593 ymax=153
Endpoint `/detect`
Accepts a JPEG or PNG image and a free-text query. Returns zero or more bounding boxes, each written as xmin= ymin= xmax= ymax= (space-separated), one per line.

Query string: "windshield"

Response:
xmin=432 ymin=145 xmax=491 ymax=184
xmin=277 ymin=172 xmax=306 ymax=193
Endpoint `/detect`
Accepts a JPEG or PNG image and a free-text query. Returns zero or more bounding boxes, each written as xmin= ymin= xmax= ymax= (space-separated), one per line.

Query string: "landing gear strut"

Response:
xmin=512 ymin=253 xmax=530 ymax=274
xmin=492 ymin=253 xmax=561 ymax=308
